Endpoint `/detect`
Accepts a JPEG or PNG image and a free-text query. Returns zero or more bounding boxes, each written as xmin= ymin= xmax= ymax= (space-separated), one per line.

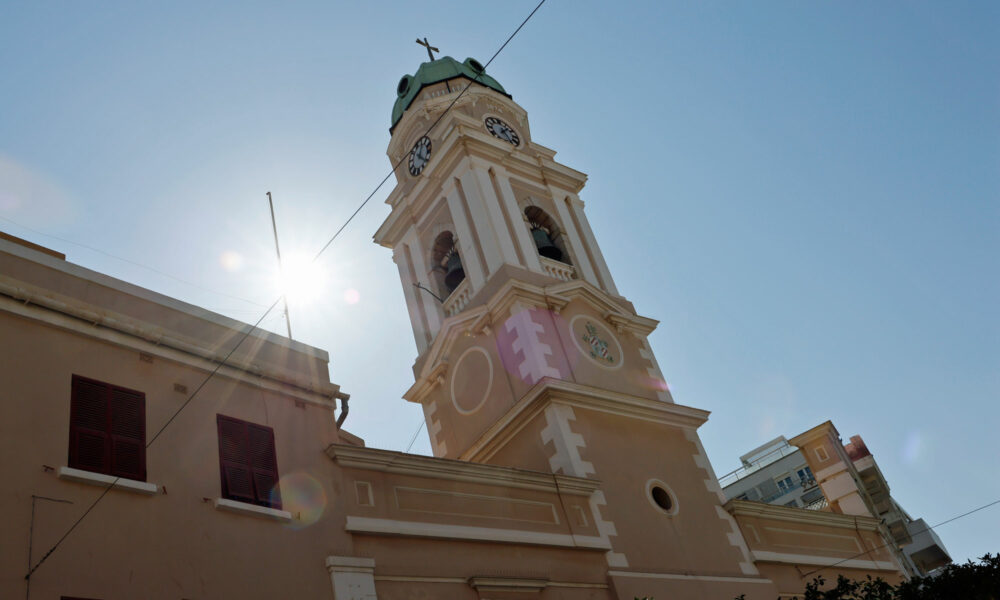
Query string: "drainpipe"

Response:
xmin=335 ymin=394 xmax=350 ymax=428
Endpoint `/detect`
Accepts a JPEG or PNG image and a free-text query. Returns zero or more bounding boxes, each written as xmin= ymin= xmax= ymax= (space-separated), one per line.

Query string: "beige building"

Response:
xmin=3 ymin=55 xmax=917 ymax=600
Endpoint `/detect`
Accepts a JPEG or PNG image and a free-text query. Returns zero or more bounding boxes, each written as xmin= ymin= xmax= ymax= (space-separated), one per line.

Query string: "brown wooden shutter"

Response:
xmin=217 ymin=415 xmax=255 ymax=504
xmin=217 ymin=415 xmax=281 ymax=508
xmin=110 ymin=388 xmax=146 ymax=481
xmin=69 ymin=377 xmax=111 ymax=473
xmin=248 ymin=424 xmax=280 ymax=508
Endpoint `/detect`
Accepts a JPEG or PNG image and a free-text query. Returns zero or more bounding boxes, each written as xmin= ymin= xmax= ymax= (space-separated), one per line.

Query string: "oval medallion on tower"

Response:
xmin=569 ymin=315 xmax=624 ymax=370
xmin=450 ymin=346 xmax=494 ymax=415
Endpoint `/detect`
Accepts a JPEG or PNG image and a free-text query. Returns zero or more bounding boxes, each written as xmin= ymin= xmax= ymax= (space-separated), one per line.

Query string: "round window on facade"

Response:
xmin=646 ymin=479 xmax=678 ymax=515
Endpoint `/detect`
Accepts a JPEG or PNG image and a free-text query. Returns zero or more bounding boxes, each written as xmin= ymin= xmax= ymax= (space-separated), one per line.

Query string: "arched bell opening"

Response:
xmin=431 ymin=231 xmax=465 ymax=297
xmin=524 ymin=206 xmax=572 ymax=265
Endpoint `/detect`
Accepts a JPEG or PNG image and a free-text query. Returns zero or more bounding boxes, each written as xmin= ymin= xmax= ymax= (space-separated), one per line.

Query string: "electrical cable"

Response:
xmin=24 ymin=298 xmax=282 ymax=581
xmin=22 ymin=0 xmax=547 ymax=581
xmin=799 ymin=497 xmax=1000 ymax=579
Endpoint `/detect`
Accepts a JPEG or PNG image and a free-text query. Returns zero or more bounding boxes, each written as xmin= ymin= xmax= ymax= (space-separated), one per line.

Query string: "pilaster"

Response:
xmin=443 ymin=180 xmax=487 ymax=290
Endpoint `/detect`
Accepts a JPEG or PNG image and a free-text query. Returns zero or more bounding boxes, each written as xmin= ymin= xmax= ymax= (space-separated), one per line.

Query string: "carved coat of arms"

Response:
xmin=582 ymin=322 xmax=615 ymax=364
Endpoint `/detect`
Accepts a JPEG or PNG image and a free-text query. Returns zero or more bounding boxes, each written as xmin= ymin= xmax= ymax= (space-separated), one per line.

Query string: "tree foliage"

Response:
xmin=734 ymin=554 xmax=999 ymax=600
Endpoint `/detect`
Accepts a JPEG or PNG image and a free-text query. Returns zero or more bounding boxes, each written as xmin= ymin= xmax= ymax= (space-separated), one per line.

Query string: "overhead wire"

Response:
xmin=23 ymin=0 xmax=547 ymax=581
xmin=799 ymin=496 xmax=1000 ymax=579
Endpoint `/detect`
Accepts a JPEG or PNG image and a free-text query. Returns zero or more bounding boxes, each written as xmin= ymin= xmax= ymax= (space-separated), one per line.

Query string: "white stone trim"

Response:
xmin=492 ymin=165 xmax=543 ymax=271
xmin=505 ymin=303 xmax=561 ymax=385
xmin=540 ymin=404 xmax=595 ymax=477
xmin=344 ymin=516 xmax=610 ymax=550
xmin=444 ymin=184 xmax=487 ymax=290
xmin=645 ymin=479 xmax=679 ymax=516
xmin=450 ymin=346 xmax=493 ymax=415
xmin=393 ymin=243 xmax=429 ymax=353
xmin=458 ymin=167 xmax=504 ymax=275
xmin=326 ymin=556 xmax=377 ymax=600
xmin=423 ymin=400 xmax=447 ymax=457
xmin=470 ymin=163 xmax=520 ymax=266
xmin=726 ymin=500 xmax=882 ymax=531
xmin=374 ymin=575 xmax=465 ymax=584
xmin=213 ymin=498 xmax=292 ymax=522
xmin=548 ymin=186 xmax=600 ymax=287
xmin=539 ymin=403 xmax=627 ymax=568
xmin=683 ymin=428 xmax=759 ymax=575
xmin=372 ymin=575 xmax=607 ymax=589
xmin=328 ymin=444 xmax=600 ymax=496
xmin=57 ymin=466 xmax=158 ymax=495
xmin=608 ymin=570 xmax=774 ymax=585
xmin=750 ymin=550 xmax=898 ymax=571
xmin=566 ymin=192 xmax=619 ymax=295
xmin=401 ymin=227 xmax=443 ymax=338
xmin=463 ymin=379 xmax=710 ymax=463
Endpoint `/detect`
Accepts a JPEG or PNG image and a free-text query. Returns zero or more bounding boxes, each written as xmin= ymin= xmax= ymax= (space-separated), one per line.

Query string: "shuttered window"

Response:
xmin=68 ymin=375 xmax=146 ymax=481
xmin=216 ymin=415 xmax=281 ymax=509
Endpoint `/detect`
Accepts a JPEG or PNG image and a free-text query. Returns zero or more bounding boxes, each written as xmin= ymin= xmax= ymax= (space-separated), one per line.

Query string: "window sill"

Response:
xmin=213 ymin=498 xmax=292 ymax=522
xmin=58 ymin=466 xmax=159 ymax=496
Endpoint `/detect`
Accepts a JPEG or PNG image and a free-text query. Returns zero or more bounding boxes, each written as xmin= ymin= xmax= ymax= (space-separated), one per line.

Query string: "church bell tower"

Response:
xmin=374 ymin=54 xmax=759 ymax=578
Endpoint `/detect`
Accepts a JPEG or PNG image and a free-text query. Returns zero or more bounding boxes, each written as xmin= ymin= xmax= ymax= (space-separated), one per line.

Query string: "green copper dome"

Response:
xmin=390 ymin=56 xmax=509 ymax=132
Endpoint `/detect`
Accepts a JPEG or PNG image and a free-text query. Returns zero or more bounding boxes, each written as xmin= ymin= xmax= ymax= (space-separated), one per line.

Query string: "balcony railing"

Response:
xmin=442 ymin=279 xmax=472 ymax=317
xmin=719 ymin=443 xmax=801 ymax=488
xmin=539 ymin=257 xmax=576 ymax=282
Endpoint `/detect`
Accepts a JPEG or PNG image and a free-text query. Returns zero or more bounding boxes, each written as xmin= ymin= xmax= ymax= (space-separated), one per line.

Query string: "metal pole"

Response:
xmin=267 ymin=192 xmax=293 ymax=340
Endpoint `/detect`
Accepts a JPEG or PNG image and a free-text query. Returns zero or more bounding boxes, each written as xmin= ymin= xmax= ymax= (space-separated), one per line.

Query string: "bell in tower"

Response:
xmin=529 ymin=223 xmax=563 ymax=262
xmin=442 ymin=248 xmax=465 ymax=293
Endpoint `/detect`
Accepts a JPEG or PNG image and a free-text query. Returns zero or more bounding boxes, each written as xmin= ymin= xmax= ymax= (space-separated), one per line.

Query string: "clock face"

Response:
xmin=484 ymin=116 xmax=520 ymax=146
xmin=408 ymin=136 xmax=432 ymax=176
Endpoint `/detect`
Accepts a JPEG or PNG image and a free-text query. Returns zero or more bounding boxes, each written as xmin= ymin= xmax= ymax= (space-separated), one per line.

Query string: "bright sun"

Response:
xmin=277 ymin=253 xmax=328 ymax=304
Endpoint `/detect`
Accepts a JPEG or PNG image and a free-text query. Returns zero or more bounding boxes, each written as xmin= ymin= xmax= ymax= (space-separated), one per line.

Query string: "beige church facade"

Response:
xmin=2 ymin=56 xmax=916 ymax=600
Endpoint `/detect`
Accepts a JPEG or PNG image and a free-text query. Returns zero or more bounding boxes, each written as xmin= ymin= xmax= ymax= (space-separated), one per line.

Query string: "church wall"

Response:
xmin=552 ymin=298 xmax=668 ymax=403
xmin=1 ymin=303 xmax=352 ymax=600
xmin=568 ymin=407 xmax=756 ymax=577
xmin=333 ymin=463 xmax=601 ymax=542
xmin=351 ymin=536 xmax=610 ymax=600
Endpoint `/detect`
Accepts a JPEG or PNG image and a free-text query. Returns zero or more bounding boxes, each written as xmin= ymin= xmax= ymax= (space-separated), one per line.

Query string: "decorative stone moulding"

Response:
xmin=645 ymin=478 xmax=679 ymax=516
xmin=569 ymin=314 xmax=624 ymax=370
xmin=450 ymin=346 xmax=494 ymax=415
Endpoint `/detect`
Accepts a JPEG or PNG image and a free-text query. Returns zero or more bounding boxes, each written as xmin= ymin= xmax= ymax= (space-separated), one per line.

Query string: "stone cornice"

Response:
xmin=0 ymin=292 xmax=342 ymax=408
xmin=724 ymin=499 xmax=882 ymax=531
xmin=461 ymin=379 xmax=710 ymax=463
xmin=375 ymin=107 xmax=588 ymax=248
xmin=406 ymin=278 xmax=652 ymax=395
xmin=326 ymin=444 xmax=601 ymax=496
xmin=789 ymin=420 xmax=840 ymax=448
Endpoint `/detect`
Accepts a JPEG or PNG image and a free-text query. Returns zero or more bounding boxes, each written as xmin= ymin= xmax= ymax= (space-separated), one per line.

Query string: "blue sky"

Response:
xmin=1 ymin=1 xmax=997 ymax=565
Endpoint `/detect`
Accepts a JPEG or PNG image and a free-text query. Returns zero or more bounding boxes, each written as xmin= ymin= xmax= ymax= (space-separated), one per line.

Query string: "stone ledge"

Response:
xmin=58 ymin=466 xmax=158 ymax=495
xmin=213 ymin=498 xmax=292 ymax=522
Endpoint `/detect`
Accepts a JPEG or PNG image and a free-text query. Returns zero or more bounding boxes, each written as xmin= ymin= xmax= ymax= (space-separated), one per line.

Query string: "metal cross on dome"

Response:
xmin=416 ymin=37 xmax=439 ymax=61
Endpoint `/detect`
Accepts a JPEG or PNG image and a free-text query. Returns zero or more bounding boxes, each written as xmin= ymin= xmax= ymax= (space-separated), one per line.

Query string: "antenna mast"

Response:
xmin=267 ymin=191 xmax=293 ymax=339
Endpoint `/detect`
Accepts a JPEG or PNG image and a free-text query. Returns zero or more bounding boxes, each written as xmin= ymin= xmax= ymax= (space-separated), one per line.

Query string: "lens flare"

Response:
xmin=276 ymin=471 xmax=327 ymax=530
xmin=220 ymin=251 xmax=244 ymax=271
xmin=900 ymin=430 xmax=922 ymax=465
xmin=343 ymin=288 xmax=360 ymax=304
xmin=277 ymin=253 xmax=328 ymax=304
